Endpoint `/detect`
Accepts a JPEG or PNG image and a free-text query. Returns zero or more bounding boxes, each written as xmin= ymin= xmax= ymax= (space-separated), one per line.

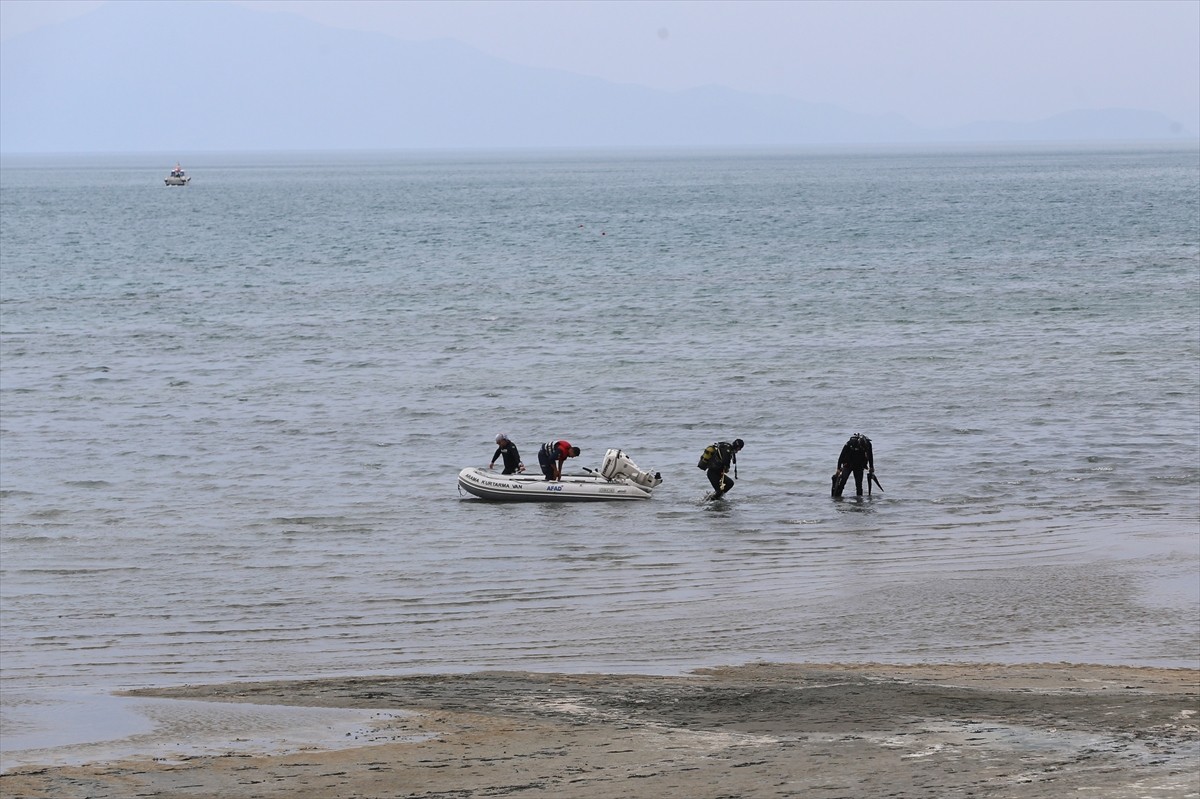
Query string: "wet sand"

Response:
xmin=2 ymin=662 xmax=1197 ymax=799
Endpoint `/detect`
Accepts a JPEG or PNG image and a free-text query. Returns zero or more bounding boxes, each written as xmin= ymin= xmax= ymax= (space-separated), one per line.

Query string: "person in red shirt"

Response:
xmin=538 ymin=440 xmax=580 ymax=481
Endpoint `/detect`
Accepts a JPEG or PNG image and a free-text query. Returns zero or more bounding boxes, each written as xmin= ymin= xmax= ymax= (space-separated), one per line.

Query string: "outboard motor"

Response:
xmin=599 ymin=448 xmax=663 ymax=488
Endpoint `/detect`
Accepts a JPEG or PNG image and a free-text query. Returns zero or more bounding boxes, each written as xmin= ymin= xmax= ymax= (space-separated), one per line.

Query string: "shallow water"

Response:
xmin=2 ymin=690 xmax=411 ymax=770
xmin=1 ymin=145 xmax=1197 ymax=764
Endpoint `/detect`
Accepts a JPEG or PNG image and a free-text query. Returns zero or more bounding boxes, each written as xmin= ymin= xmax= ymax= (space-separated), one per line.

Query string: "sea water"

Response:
xmin=1 ymin=145 xmax=1198 ymax=764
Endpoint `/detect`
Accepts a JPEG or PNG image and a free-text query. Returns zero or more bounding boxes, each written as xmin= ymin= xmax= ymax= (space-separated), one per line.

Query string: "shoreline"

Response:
xmin=2 ymin=662 xmax=1198 ymax=798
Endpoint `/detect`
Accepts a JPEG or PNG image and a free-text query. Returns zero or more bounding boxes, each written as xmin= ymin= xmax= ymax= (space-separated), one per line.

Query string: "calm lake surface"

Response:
xmin=2 ymin=144 xmax=1197 ymax=764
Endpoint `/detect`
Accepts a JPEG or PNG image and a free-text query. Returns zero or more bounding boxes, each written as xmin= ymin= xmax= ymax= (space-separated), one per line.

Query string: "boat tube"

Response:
xmin=457 ymin=448 xmax=662 ymax=502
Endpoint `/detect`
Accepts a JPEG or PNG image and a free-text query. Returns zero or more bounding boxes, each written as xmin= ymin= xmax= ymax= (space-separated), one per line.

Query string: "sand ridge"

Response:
xmin=2 ymin=662 xmax=1197 ymax=798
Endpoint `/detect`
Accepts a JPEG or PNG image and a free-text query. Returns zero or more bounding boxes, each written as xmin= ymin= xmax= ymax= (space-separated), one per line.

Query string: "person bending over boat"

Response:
xmin=698 ymin=438 xmax=743 ymax=497
xmin=538 ymin=440 xmax=580 ymax=481
xmin=489 ymin=433 xmax=524 ymax=474
xmin=832 ymin=432 xmax=874 ymax=497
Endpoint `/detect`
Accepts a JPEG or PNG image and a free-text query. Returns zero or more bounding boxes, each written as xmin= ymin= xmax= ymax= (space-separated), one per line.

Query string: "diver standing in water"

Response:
xmin=698 ymin=438 xmax=744 ymax=498
xmin=832 ymin=433 xmax=877 ymax=497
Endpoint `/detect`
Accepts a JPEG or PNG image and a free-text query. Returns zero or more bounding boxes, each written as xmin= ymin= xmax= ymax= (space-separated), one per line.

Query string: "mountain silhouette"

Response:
xmin=1 ymin=0 xmax=1190 ymax=153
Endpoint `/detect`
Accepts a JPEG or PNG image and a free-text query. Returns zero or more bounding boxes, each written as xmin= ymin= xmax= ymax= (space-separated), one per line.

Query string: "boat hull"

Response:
xmin=457 ymin=467 xmax=652 ymax=501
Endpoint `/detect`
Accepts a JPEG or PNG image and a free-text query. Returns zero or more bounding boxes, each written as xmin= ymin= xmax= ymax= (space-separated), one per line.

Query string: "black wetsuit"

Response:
xmin=492 ymin=442 xmax=522 ymax=474
xmin=705 ymin=442 xmax=739 ymax=494
xmin=833 ymin=435 xmax=874 ymax=497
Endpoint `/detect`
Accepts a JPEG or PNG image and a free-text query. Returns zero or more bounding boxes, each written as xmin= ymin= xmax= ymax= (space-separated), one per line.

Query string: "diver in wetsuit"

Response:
xmin=832 ymin=433 xmax=874 ymax=497
xmin=700 ymin=438 xmax=744 ymax=497
xmin=489 ymin=434 xmax=524 ymax=474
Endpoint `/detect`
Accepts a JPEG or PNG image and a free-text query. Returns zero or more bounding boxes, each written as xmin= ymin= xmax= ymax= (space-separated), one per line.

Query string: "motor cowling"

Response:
xmin=599 ymin=448 xmax=663 ymax=488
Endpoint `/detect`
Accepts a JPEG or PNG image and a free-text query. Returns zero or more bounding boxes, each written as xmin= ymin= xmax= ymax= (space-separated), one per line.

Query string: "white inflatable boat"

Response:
xmin=457 ymin=448 xmax=662 ymax=502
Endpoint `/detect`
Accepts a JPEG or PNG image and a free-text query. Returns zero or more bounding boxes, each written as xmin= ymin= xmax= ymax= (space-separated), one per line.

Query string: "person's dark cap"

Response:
xmin=733 ymin=438 xmax=744 ymax=449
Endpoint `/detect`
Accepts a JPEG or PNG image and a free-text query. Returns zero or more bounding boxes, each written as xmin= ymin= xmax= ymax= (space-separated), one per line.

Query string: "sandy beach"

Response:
xmin=2 ymin=662 xmax=1197 ymax=799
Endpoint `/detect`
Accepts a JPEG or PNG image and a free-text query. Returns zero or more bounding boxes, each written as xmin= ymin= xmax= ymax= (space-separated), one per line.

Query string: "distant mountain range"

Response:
xmin=1 ymin=0 xmax=1191 ymax=153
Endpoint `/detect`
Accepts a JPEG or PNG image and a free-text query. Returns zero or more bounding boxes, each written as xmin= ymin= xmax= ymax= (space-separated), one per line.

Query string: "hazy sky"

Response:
xmin=3 ymin=0 xmax=1197 ymax=130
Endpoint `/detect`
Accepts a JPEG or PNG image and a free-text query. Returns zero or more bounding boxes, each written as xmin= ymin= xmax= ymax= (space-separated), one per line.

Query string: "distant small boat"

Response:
xmin=164 ymin=163 xmax=190 ymax=186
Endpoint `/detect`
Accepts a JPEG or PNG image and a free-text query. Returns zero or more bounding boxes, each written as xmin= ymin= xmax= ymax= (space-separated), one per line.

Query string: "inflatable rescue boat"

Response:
xmin=457 ymin=448 xmax=662 ymax=502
